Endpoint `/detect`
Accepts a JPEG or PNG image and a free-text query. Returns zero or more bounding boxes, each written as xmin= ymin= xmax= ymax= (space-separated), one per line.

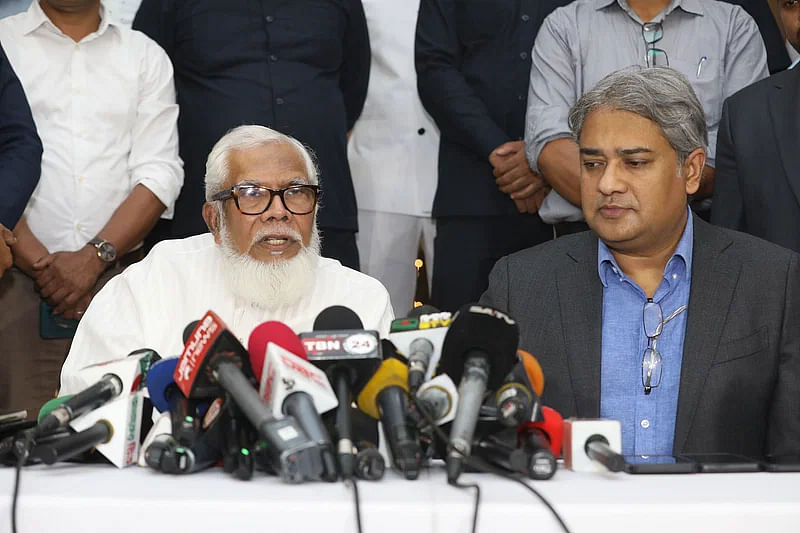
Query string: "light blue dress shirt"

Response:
xmin=598 ymin=210 xmax=693 ymax=456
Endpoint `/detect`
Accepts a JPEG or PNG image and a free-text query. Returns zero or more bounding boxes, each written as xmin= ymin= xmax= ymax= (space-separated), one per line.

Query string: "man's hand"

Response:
xmin=490 ymin=141 xmax=548 ymax=211
xmin=0 ymin=224 xmax=15 ymax=278
xmin=32 ymin=247 xmax=105 ymax=315
xmin=512 ymin=184 xmax=551 ymax=214
xmin=60 ymin=292 xmax=92 ymax=321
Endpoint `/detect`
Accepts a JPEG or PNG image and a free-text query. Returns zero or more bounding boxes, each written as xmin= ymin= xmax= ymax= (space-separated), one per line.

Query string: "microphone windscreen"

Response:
xmin=356 ymin=358 xmax=408 ymax=419
xmin=147 ymin=358 xmax=180 ymax=413
xmin=439 ymin=303 xmax=519 ymax=389
xmin=406 ymin=304 xmax=439 ymax=319
xmin=518 ymin=350 xmax=545 ymax=396
xmin=182 ymin=320 xmax=200 ymax=345
xmin=522 ymin=406 xmax=564 ymax=458
xmin=313 ymin=305 xmax=363 ymax=330
xmin=248 ymin=321 xmax=305 ymax=379
xmin=37 ymin=396 xmax=73 ymax=423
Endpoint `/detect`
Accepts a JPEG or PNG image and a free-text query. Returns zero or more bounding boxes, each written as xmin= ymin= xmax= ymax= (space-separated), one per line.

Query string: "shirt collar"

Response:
xmin=22 ymin=1 xmax=116 ymax=40
xmin=595 ymin=0 xmax=704 ymax=18
xmin=790 ymin=57 xmax=800 ymax=70
xmin=597 ymin=207 xmax=694 ymax=288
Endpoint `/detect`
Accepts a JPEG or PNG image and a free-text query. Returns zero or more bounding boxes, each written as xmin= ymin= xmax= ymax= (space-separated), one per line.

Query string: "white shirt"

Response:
xmin=0 ymin=2 xmax=182 ymax=253
xmin=347 ymin=0 xmax=439 ymax=217
xmin=60 ymin=234 xmax=395 ymax=393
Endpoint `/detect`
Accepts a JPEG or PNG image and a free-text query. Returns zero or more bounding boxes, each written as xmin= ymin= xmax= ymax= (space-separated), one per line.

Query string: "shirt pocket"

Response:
xmin=711 ymin=326 xmax=769 ymax=367
xmin=668 ymin=56 xmax=722 ymax=128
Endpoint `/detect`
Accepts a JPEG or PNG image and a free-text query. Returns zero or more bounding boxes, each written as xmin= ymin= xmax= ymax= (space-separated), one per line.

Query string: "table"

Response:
xmin=1 ymin=464 xmax=798 ymax=533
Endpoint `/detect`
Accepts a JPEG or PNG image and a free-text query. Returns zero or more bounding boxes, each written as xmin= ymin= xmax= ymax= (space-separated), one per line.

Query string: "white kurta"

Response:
xmin=60 ymin=234 xmax=395 ymax=393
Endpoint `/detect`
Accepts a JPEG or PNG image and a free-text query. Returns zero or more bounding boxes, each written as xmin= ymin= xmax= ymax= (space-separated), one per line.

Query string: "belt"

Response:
xmin=552 ymin=221 xmax=590 ymax=239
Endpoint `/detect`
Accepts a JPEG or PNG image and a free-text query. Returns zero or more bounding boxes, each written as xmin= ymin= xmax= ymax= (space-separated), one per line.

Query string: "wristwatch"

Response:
xmin=87 ymin=237 xmax=117 ymax=263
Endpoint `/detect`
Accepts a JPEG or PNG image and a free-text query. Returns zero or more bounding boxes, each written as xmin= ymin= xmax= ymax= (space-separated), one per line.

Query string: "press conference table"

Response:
xmin=1 ymin=463 xmax=798 ymax=533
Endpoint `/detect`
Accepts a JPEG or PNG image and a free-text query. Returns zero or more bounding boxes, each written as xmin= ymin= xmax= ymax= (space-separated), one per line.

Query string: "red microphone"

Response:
xmin=247 ymin=321 xmax=339 ymax=481
xmin=247 ymin=321 xmax=306 ymax=378
xmin=176 ymin=311 xmax=324 ymax=483
xmin=519 ymin=406 xmax=564 ymax=458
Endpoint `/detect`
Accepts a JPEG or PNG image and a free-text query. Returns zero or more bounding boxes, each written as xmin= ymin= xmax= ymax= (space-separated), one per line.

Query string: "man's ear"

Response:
xmin=202 ymin=202 xmax=222 ymax=244
xmin=683 ymin=148 xmax=706 ymax=196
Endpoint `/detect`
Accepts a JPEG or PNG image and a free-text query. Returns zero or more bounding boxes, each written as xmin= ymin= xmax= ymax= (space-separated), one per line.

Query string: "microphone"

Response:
xmin=563 ymin=418 xmax=624 ymax=472
xmin=249 ymin=321 xmax=339 ymax=481
xmin=323 ymin=406 xmax=384 ymax=481
xmin=176 ymin=311 xmax=323 ymax=483
xmin=388 ymin=305 xmax=452 ymax=394
xmin=30 ymin=421 xmax=113 ymax=465
xmin=495 ymin=350 xmax=545 ymax=427
xmin=147 ymin=357 xmax=211 ymax=448
xmin=356 ymin=354 xmax=422 ymax=480
xmin=301 ymin=305 xmax=383 ymax=479
xmin=438 ymin=303 xmax=520 ymax=483
xmin=414 ymin=374 xmax=459 ymax=426
xmin=519 ymin=406 xmax=564 ymax=458
xmin=34 ymin=375 xmax=122 ymax=438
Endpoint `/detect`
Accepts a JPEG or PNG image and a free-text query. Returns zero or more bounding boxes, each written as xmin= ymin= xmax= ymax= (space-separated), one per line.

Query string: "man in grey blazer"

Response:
xmin=481 ymin=67 xmax=800 ymax=459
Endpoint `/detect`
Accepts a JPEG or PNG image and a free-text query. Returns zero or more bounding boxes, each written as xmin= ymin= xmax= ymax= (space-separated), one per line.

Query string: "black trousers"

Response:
xmin=320 ymin=227 xmax=359 ymax=271
xmin=431 ymin=214 xmax=552 ymax=313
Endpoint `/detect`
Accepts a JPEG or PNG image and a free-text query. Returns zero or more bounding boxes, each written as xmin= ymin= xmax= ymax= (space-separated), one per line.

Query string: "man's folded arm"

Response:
xmin=524 ymin=12 xmax=581 ymax=206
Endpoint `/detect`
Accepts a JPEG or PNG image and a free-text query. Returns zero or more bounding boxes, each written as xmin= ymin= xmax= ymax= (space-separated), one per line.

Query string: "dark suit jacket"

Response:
xmin=0 ymin=42 xmax=41 ymax=228
xmin=415 ymin=0 xmax=571 ymax=218
xmin=133 ymin=0 xmax=370 ymax=238
xmin=712 ymin=67 xmax=800 ymax=254
xmin=480 ymin=216 xmax=800 ymax=457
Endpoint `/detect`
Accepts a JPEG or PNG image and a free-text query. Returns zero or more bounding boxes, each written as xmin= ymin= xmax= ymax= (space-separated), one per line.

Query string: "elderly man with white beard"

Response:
xmin=59 ymin=125 xmax=394 ymax=393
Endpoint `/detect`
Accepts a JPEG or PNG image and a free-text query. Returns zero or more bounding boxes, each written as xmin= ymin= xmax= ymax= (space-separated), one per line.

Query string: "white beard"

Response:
xmin=217 ymin=217 xmax=321 ymax=310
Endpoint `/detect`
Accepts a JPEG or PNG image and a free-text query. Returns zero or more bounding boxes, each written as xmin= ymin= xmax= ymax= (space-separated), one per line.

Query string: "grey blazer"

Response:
xmin=480 ymin=215 xmax=800 ymax=457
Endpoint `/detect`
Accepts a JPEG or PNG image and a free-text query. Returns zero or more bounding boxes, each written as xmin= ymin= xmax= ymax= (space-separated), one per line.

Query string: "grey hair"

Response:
xmin=568 ymin=66 xmax=707 ymax=165
xmin=204 ymin=125 xmax=320 ymax=201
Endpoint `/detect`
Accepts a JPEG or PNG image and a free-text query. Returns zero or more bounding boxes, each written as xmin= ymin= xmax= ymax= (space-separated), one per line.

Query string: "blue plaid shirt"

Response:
xmin=598 ymin=210 xmax=693 ymax=455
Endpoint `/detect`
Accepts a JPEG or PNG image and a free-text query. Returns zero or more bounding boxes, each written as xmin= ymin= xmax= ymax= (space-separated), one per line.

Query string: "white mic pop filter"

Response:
xmin=259 ymin=342 xmax=338 ymax=417
xmin=416 ymin=374 xmax=459 ymax=425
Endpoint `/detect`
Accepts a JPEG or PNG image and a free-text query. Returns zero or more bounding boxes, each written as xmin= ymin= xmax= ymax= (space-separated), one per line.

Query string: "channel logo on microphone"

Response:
xmin=301 ymin=331 xmax=380 ymax=358
xmin=390 ymin=312 xmax=452 ymax=332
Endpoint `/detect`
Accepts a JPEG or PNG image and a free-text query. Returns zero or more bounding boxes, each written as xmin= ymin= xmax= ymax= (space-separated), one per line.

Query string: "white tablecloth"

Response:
xmin=1 ymin=464 xmax=798 ymax=533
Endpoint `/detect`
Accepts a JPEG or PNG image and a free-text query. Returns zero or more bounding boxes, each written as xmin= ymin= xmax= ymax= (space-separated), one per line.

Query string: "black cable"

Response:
xmin=347 ymin=477 xmax=364 ymax=533
xmin=12 ymin=431 xmax=33 ymax=533
xmin=450 ymin=479 xmax=480 ymax=533
xmin=410 ymin=392 xmax=572 ymax=533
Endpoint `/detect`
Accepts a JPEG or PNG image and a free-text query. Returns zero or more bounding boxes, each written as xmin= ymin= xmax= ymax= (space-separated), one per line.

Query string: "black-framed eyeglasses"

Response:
xmin=210 ymin=184 xmax=320 ymax=215
xmin=642 ymin=22 xmax=669 ymax=67
xmin=641 ymin=299 xmax=686 ymax=394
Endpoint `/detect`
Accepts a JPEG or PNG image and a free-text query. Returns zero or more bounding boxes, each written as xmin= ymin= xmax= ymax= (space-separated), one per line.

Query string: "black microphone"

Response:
xmin=323 ymin=406 xmax=384 ymax=481
xmin=302 ymin=306 xmax=383 ymax=479
xmin=438 ymin=303 xmax=520 ymax=483
xmin=34 ymin=374 xmax=123 ymax=438
xmin=31 ymin=421 xmax=112 ymax=465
